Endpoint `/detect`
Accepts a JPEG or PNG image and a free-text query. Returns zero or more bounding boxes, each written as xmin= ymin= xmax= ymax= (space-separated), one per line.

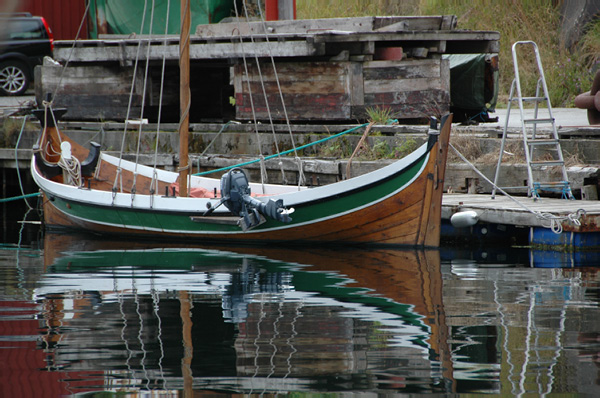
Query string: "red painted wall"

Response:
xmin=265 ymin=0 xmax=296 ymax=21
xmin=18 ymin=0 xmax=89 ymax=40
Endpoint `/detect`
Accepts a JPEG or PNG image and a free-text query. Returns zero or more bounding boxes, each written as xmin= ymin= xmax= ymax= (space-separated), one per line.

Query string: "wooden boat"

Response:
xmin=30 ymin=1 xmax=452 ymax=247
xmin=31 ymin=112 xmax=451 ymax=246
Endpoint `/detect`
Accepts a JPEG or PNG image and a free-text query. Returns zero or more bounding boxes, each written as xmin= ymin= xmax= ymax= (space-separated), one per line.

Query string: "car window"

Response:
xmin=5 ymin=20 xmax=44 ymax=40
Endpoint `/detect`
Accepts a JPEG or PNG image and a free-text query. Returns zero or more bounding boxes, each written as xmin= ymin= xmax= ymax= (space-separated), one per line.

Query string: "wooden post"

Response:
xmin=179 ymin=0 xmax=190 ymax=197
xmin=179 ymin=291 xmax=194 ymax=397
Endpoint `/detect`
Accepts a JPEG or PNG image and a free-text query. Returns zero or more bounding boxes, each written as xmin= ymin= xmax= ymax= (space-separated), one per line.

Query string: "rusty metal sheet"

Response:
xmin=19 ymin=0 xmax=89 ymax=40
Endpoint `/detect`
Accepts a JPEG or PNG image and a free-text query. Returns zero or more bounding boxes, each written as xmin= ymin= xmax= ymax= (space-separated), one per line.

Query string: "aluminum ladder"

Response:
xmin=492 ymin=41 xmax=573 ymax=200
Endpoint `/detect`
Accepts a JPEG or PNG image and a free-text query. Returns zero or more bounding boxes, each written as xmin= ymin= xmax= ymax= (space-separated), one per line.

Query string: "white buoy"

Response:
xmin=450 ymin=210 xmax=479 ymax=228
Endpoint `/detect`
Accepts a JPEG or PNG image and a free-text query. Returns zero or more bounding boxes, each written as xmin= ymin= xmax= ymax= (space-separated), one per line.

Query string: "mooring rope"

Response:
xmin=0 ymin=192 xmax=41 ymax=203
xmin=13 ymin=115 xmax=36 ymax=209
xmin=449 ymin=142 xmax=583 ymax=234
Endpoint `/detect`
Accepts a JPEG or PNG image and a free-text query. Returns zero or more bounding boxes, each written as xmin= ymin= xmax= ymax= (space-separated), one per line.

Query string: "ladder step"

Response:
xmin=510 ymin=96 xmax=547 ymax=102
xmin=523 ymin=118 xmax=554 ymax=124
xmin=534 ymin=181 xmax=569 ymax=187
xmin=530 ymin=160 xmax=565 ymax=166
xmin=527 ymin=139 xmax=559 ymax=145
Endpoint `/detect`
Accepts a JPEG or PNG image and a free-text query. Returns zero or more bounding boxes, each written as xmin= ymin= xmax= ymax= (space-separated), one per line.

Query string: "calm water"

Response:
xmin=1 ymin=228 xmax=599 ymax=397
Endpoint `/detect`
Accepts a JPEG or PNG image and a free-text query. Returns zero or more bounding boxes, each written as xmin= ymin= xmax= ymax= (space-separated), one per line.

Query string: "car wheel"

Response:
xmin=0 ymin=60 xmax=30 ymax=96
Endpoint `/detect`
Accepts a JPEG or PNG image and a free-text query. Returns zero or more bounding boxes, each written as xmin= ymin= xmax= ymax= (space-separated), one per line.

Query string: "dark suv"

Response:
xmin=0 ymin=12 xmax=53 ymax=96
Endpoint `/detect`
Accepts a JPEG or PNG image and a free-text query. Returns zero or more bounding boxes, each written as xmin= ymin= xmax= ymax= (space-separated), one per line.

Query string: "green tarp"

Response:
xmin=444 ymin=53 xmax=498 ymax=113
xmin=88 ymin=0 xmax=234 ymax=38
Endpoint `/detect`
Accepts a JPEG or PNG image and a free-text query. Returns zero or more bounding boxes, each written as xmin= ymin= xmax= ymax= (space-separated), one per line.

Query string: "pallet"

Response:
xmin=39 ymin=15 xmax=499 ymax=122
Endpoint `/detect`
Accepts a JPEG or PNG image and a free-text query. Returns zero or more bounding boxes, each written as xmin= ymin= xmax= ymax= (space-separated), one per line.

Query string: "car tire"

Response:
xmin=0 ymin=60 xmax=30 ymax=96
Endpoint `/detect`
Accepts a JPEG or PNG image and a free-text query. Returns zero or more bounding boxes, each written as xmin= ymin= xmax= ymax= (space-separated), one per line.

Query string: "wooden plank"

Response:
xmin=442 ymin=193 xmax=600 ymax=233
xmin=239 ymin=80 xmax=347 ymax=95
xmin=312 ymin=30 xmax=499 ymax=54
xmin=348 ymin=62 xmax=364 ymax=107
xmin=54 ymin=27 xmax=499 ymax=64
xmin=234 ymin=62 xmax=352 ymax=121
xmin=366 ymin=77 xmax=445 ymax=93
xmin=236 ymin=93 xmax=351 ymax=120
xmin=313 ymin=30 xmax=500 ymax=44
xmin=196 ymin=16 xmax=459 ymax=38
xmin=53 ymin=40 xmax=325 ymax=63
xmin=363 ymin=59 xmax=441 ymax=80
xmin=39 ymin=64 xmax=143 ymax=94
xmin=373 ymin=15 xmax=457 ymax=31
xmin=358 ymin=58 xmax=450 ymax=119
xmin=237 ymin=62 xmax=350 ymax=84
xmin=37 ymin=64 xmax=145 ymax=121
xmin=196 ymin=17 xmax=378 ymax=36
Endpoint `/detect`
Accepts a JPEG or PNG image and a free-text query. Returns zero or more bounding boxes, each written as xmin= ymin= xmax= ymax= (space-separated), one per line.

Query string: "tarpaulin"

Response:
xmin=445 ymin=53 xmax=498 ymax=113
xmin=88 ymin=0 xmax=234 ymax=38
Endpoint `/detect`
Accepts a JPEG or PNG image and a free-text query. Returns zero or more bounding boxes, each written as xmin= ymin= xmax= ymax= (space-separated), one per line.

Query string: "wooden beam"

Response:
xmin=53 ymin=40 xmax=325 ymax=62
xmin=195 ymin=15 xmax=459 ymax=37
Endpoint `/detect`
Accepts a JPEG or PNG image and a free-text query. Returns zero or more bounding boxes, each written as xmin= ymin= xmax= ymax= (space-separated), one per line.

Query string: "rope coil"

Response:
xmin=57 ymin=154 xmax=82 ymax=187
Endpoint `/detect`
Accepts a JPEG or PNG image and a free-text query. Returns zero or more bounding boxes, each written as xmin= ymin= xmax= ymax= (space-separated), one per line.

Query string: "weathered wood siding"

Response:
xmin=235 ymin=58 xmax=449 ymax=121
xmin=234 ymin=62 xmax=353 ymax=120
xmin=36 ymin=64 xmax=145 ymax=121
xmin=361 ymin=59 xmax=450 ymax=119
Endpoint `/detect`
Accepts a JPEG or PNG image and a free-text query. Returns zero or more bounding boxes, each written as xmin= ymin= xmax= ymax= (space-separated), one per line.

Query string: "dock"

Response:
xmin=442 ymin=193 xmax=600 ymax=249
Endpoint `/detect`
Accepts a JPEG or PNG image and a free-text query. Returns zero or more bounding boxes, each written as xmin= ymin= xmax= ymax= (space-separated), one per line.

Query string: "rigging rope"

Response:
xmin=50 ymin=0 xmax=91 ymax=104
xmin=449 ymin=142 xmax=583 ymax=234
xmin=149 ymin=0 xmax=171 ymax=206
xmin=131 ymin=0 xmax=158 ymax=206
xmin=256 ymin=1 xmax=305 ymax=187
xmin=232 ymin=1 xmax=268 ymax=189
xmin=240 ymin=1 xmax=288 ymax=185
xmin=113 ymin=0 xmax=150 ymax=201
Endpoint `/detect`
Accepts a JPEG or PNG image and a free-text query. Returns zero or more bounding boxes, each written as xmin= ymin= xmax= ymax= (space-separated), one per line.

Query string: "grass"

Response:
xmin=366 ymin=106 xmax=394 ymax=124
xmin=296 ymin=0 xmax=599 ymax=108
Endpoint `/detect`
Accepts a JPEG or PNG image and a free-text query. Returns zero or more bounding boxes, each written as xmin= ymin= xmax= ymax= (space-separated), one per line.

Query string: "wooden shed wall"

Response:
xmin=234 ymin=62 xmax=354 ymax=121
xmin=234 ymin=59 xmax=450 ymax=121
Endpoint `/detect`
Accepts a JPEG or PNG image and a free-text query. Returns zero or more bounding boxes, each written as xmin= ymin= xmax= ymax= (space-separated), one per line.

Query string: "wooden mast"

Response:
xmin=179 ymin=0 xmax=190 ymax=197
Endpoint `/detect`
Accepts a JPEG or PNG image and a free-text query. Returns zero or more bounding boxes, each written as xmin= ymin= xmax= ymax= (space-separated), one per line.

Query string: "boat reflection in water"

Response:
xmin=3 ymin=232 xmax=600 ymax=396
xmin=14 ymin=233 xmax=451 ymax=396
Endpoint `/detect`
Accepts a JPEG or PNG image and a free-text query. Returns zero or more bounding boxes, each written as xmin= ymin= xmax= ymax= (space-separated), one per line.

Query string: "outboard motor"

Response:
xmin=205 ymin=168 xmax=293 ymax=230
